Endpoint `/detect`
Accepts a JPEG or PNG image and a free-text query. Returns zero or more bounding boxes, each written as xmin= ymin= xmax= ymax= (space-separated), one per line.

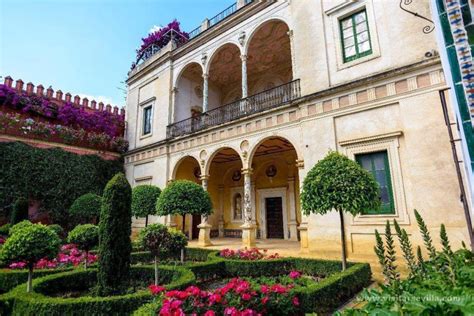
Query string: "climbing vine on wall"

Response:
xmin=0 ymin=142 xmax=123 ymax=226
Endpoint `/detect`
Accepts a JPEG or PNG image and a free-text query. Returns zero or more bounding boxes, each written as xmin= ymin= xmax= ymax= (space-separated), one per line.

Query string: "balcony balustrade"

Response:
xmin=167 ymin=79 xmax=301 ymax=138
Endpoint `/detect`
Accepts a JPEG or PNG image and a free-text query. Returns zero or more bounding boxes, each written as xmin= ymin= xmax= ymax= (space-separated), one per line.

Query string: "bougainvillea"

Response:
xmin=8 ymin=243 xmax=98 ymax=270
xmin=0 ymin=112 xmax=128 ymax=153
xmin=149 ymin=275 xmax=302 ymax=316
xmin=0 ymin=84 xmax=125 ymax=139
xmin=219 ymin=248 xmax=280 ymax=261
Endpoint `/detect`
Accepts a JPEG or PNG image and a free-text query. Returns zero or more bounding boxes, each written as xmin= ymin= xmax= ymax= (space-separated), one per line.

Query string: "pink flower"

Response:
xmin=204 ymin=311 xmax=216 ymax=316
xmin=260 ymin=285 xmax=269 ymax=294
xmin=9 ymin=262 xmax=26 ymax=269
xmin=224 ymin=307 xmax=239 ymax=316
xmin=261 ymin=296 xmax=269 ymax=304
xmin=209 ymin=293 xmax=222 ymax=304
xmin=149 ymin=285 xmax=166 ymax=295
xmin=241 ymin=293 xmax=252 ymax=301
xmin=186 ymin=285 xmax=201 ymax=296
xmin=289 ymin=271 xmax=302 ymax=279
xmin=292 ymin=296 xmax=300 ymax=306
xmin=270 ymin=284 xmax=288 ymax=294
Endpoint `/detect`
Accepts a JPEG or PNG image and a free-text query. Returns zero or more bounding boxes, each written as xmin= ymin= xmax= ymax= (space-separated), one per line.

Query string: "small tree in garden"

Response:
xmin=137 ymin=224 xmax=172 ymax=285
xmin=168 ymin=228 xmax=188 ymax=257
xmin=156 ymin=180 xmax=212 ymax=261
xmin=301 ymin=151 xmax=380 ymax=270
xmin=67 ymin=224 xmax=99 ymax=269
xmin=10 ymin=197 xmax=29 ymax=224
xmin=97 ymin=173 xmax=132 ymax=296
xmin=0 ymin=223 xmax=60 ymax=292
xmin=69 ymin=193 xmax=102 ymax=225
xmin=48 ymin=224 xmax=64 ymax=238
xmin=131 ymin=185 xmax=161 ymax=227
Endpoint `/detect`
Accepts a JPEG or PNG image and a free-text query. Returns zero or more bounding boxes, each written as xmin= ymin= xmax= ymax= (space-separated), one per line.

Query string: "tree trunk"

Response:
xmin=154 ymin=255 xmax=159 ymax=286
xmin=27 ymin=266 xmax=33 ymax=293
xmin=84 ymin=250 xmax=88 ymax=270
xmin=181 ymin=215 xmax=186 ymax=263
xmin=339 ymin=209 xmax=347 ymax=271
xmin=145 ymin=215 xmax=149 ymax=227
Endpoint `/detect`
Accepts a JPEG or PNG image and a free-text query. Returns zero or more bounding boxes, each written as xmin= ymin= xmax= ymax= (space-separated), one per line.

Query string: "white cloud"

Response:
xmin=149 ymin=25 xmax=161 ymax=34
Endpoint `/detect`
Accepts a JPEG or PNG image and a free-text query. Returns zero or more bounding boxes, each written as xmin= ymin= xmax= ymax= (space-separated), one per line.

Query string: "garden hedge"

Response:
xmin=0 ymin=142 xmax=123 ymax=226
xmin=0 ymin=266 xmax=195 ymax=315
xmin=0 ymin=268 xmax=72 ymax=294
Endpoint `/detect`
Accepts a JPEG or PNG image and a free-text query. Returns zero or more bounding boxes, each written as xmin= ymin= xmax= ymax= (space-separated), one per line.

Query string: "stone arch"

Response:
xmin=171 ymin=154 xmax=202 ymax=181
xmin=204 ymin=145 xmax=245 ymax=176
xmin=243 ymin=17 xmax=292 ymax=55
xmin=173 ymin=61 xmax=205 ymax=89
xmin=205 ymin=40 xmax=243 ymax=75
xmin=247 ymin=134 xmax=303 ymax=169
xmin=173 ymin=62 xmax=205 ymax=122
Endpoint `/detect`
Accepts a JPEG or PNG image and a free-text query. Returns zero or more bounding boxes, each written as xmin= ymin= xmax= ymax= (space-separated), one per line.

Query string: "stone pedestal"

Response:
xmin=198 ymin=222 xmax=213 ymax=247
xmin=298 ymin=223 xmax=309 ymax=252
xmin=289 ymin=221 xmax=298 ymax=241
xmin=241 ymin=222 xmax=257 ymax=248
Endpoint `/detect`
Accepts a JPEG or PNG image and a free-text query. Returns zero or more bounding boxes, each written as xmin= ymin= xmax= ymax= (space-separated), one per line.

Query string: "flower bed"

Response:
xmin=219 ymin=248 xmax=280 ymax=260
xmin=0 ymin=112 xmax=128 ymax=153
xmin=0 ymin=266 xmax=195 ymax=315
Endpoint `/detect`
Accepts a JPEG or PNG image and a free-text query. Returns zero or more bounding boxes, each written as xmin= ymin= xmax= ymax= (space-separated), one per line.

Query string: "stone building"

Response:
xmin=124 ymin=0 xmax=473 ymax=263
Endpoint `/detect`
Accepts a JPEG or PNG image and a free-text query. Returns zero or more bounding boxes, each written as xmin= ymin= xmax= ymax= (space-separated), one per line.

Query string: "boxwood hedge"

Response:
xmin=0 ymin=266 xmax=194 ymax=315
xmin=0 ymin=267 xmax=72 ymax=294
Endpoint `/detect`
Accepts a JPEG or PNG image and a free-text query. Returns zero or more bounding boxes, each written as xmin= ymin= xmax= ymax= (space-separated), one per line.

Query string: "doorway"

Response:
xmin=265 ymin=197 xmax=284 ymax=239
xmin=191 ymin=214 xmax=201 ymax=240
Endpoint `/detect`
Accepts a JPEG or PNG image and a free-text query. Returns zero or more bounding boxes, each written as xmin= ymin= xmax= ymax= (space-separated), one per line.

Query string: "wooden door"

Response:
xmin=265 ymin=197 xmax=284 ymax=239
xmin=192 ymin=214 xmax=201 ymax=240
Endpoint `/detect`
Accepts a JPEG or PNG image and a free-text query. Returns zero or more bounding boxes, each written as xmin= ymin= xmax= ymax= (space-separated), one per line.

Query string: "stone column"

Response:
xmin=287 ymin=30 xmax=297 ymax=78
xmin=202 ymin=74 xmax=209 ymax=113
xmin=218 ymin=185 xmax=225 ymax=237
xmin=241 ymin=168 xmax=256 ymax=247
xmin=251 ymin=179 xmax=257 ymax=239
xmin=296 ymin=160 xmax=309 ymax=252
xmin=241 ymin=55 xmax=248 ymax=98
xmin=198 ymin=175 xmax=213 ymax=246
xmin=287 ymin=177 xmax=298 ymax=241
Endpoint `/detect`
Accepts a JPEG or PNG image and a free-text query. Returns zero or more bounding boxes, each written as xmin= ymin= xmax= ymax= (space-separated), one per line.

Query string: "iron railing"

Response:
xmin=209 ymin=3 xmax=238 ymax=27
xmin=167 ymin=79 xmax=301 ymax=138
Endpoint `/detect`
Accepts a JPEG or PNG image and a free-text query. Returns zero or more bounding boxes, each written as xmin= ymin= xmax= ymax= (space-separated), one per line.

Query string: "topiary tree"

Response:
xmin=301 ymin=151 xmax=380 ymax=270
xmin=67 ymin=224 xmax=99 ymax=269
xmin=69 ymin=193 xmax=102 ymax=225
xmin=131 ymin=185 xmax=161 ymax=227
xmin=168 ymin=228 xmax=188 ymax=257
xmin=10 ymin=197 xmax=29 ymax=225
xmin=156 ymin=180 xmax=212 ymax=261
xmin=0 ymin=223 xmax=61 ymax=292
xmin=137 ymin=224 xmax=172 ymax=285
xmin=48 ymin=224 xmax=64 ymax=239
xmin=97 ymin=173 xmax=132 ymax=296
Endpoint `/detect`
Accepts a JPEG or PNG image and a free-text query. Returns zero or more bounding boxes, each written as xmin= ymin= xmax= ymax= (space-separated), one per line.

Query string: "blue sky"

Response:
xmin=0 ymin=0 xmax=234 ymax=107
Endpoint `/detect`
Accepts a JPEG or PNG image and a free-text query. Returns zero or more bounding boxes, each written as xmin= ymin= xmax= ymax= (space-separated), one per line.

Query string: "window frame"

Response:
xmin=339 ymin=9 xmax=373 ymax=63
xmin=355 ymin=150 xmax=395 ymax=215
xmin=142 ymin=105 xmax=153 ymax=136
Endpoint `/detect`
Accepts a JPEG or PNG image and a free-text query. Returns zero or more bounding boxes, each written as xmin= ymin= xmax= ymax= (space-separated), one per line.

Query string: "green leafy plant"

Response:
xmin=97 ymin=173 xmax=132 ymax=296
xmin=9 ymin=220 xmax=33 ymax=235
xmin=67 ymin=224 xmax=99 ymax=269
xmin=137 ymin=224 xmax=172 ymax=285
xmin=0 ymin=223 xmax=11 ymax=237
xmin=0 ymin=223 xmax=61 ymax=292
xmin=0 ymin=142 xmax=123 ymax=226
xmin=393 ymin=220 xmax=416 ymax=276
xmin=156 ymin=180 xmax=212 ymax=262
xmin=414 ymin=209 xmax=437 ymax=260
xmin=301 ymin=151 xmax=380 ymax=270
xmin=168 ymin=228 xmax=188 ymax=257
xmin=48 ymin=224 xmax=64 ymax=238
xmin=10 ymin=197 xmax=29 ymax=224
xmin=131 ymin=185 xmax=161 ymax=227
xmin=69 ymin=193 xmax=102 ymax=225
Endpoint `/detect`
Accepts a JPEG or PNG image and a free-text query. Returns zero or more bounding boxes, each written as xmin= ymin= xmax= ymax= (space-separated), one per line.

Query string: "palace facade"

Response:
xmin=124 ymin=0 xmax=473 ymax=263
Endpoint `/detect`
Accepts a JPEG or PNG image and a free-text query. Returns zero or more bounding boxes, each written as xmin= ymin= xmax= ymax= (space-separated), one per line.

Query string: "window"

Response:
xmin=356 ymin=151 xmax=395 ymax=214
xmin=340 ymin=10 xmax=372 ymax=62
xmin=142 ymin=106 xmax=152 ymax=135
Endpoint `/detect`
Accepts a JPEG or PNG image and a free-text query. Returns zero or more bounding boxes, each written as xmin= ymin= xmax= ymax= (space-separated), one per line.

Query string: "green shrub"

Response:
xmin=0 ymin=142 xmax=123 ymax=225
xmin=0 ymin=267 xmax=72 ymax=294
xmin=97 ymin=173 xmax=132 ymax=296
xmin=301 ymin=151 xmax=379 ymax=270
xmin=168 ymin=228 xmax=188 ymax=256
xmin=0 ymin=223 xmax=61 ymax=292
xmin=9 ymin=220 xmax=33 ymax=235
xmin=69 ymin=193 xmax=102 ymax=225
xmin=131 ymin=185 xmax=161 ymax=227
xmin=137 ymin=224 xmax=173 ymax=285
xmin=10 ymin=197 xmax=29 ymax=224
xmin=0 ymin=224 xmax=11 ymax=237
xmin=1 ymin=266 xmax=195 ymax=316
xmin=67 ymin=224 xmax=99 ymax=269
xmin=47 ymin=224 xmax=64 ymax=238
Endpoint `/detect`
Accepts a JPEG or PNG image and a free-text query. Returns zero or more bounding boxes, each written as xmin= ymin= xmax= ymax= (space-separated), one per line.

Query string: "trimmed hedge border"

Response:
xmin=0 ymin=266 xmax=195 ymax=315
xmin=0 ymin=267 xmax=73 ymax=294
xmin=134 ymin=254 xmax=372 ymax=316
